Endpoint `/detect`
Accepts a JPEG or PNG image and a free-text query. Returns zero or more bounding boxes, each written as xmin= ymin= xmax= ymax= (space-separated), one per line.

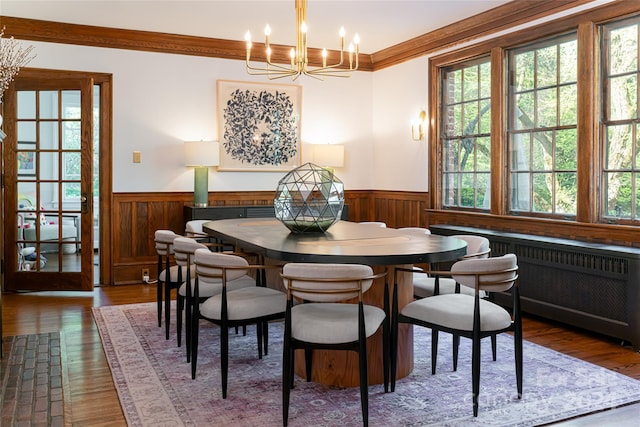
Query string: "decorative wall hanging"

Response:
xmin=217 ymin=80 xmax=302 ymax=171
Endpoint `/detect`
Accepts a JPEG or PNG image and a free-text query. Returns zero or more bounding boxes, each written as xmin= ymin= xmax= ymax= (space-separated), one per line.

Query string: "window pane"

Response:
xmin=441 ymin=58 xmax=491 ymax=210
xmin=463 ymin=101 xmax=479 ymax=135
xmin=602 ymin=18 xmax=640 ymax=222
xmin=536 ymin=87 xmax=557 ymax=128
xmin=508 ymin=33 xmax=577 ymax=218
xmin=608 ymin=75 xmax=637 ymax=121
xmin=532 ymin=173 xmax=552 ymax=212
xmin=555 ymin=172 xmax=577 ymax=214
xmin=610 ymin=25 xmax=638 ymax=75
xmin=515 ymin=92 xmax=534 ymax=130
xmin=536 ymin=45 xmax=558 ymax=88
xmin=606 ymin=124 xmax=632 ymax=169
xmin=556 ymin=129 xmax=577 ymax=170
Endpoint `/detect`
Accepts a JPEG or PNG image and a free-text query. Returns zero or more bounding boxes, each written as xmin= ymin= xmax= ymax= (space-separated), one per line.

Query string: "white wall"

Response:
xmin=372 ymin=57 xmax=429 ymax=192
xmin=25 ymin=41 xmax=386 ymax=193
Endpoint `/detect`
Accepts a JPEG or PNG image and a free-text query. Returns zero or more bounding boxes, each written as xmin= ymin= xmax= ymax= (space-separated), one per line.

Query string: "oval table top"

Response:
xmin=203 ymin=218 xmax=468 ymax=265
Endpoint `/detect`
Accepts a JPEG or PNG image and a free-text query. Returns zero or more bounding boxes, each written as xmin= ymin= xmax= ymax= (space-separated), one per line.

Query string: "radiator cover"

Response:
xmin=430 ymin=225 xmax=640 ymax=351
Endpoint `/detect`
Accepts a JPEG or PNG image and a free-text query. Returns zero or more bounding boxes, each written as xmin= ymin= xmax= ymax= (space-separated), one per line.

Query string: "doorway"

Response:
xmin=2 ymin=69 xmax=113 ymax=290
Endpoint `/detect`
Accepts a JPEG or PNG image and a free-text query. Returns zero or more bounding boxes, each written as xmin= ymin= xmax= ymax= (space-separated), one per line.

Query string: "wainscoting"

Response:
xmin=110 ymin=190 xmax=431 ymax=284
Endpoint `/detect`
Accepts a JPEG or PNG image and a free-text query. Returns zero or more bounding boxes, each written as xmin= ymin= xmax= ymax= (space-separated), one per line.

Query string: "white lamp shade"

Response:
xmin=313 ymin=144 xmax=344 ymax=168
xmin=184 ymin=140 xmax=220 ymax=167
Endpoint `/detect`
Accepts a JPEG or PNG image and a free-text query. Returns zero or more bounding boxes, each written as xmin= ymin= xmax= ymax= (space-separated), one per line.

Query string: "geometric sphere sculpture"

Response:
xmin=274 ymin=162 xmax=344 ymax=233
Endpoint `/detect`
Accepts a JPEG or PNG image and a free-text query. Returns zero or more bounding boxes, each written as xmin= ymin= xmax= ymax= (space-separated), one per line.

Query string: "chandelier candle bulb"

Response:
xmin=244 ymin=0 xmax=359 ymax=79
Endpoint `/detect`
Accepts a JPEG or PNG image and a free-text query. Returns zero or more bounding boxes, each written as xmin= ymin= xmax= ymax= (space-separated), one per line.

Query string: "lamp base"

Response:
xmin=193 ymin=166 xmax=209 ymax=208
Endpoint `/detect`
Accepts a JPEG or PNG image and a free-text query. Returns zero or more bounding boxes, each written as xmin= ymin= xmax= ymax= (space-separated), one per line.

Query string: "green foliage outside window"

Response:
xmin=603 ymin=21 xmax=640 ymax=220
xmin=508 ymin=35 xmax=578 ymax=216
xmin=442 ymin=59 xmax=492 ymax=210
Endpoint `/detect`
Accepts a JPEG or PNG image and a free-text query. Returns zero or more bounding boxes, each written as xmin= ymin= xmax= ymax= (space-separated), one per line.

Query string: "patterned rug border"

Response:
xmin=93 ymin=302 xmax=640 ymax=427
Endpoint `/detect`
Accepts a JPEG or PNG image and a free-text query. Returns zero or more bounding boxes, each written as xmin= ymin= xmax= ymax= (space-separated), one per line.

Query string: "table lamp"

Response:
xmin=184 ymin=140 xmax=220 ymax=207
xmin=313 ymin=144 xmax=345 ymax=174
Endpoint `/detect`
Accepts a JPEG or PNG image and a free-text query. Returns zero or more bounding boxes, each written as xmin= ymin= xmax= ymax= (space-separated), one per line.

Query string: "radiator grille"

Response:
xmin=515 ymin=245 xmax=628 ymax=275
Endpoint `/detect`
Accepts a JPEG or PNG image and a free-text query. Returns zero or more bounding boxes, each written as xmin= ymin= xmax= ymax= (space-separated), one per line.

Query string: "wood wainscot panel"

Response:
xmin=111 ymin=190 xmax=430 ymax=285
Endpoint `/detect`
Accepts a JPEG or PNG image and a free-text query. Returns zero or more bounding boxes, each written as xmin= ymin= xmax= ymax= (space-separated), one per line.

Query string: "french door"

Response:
xmin=3 ymin=76 xmax=94 ymax=291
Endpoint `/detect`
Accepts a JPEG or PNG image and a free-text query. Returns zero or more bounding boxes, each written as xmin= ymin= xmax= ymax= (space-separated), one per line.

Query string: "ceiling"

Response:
xmin=1 ymin=0 xmax=513 ymax=53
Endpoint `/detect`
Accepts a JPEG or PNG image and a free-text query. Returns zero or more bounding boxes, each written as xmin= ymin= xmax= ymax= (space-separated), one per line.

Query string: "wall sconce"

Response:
xmin=184 ymin=140 xmax=220 ymax=207
xmin=313 ymin=144 xmax=345 ymax=174
xmin=411 ymin=110 xmax=427 ymax=141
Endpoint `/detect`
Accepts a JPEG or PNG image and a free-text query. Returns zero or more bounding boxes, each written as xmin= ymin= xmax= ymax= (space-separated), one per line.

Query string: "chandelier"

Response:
xmin=244 ymin=0 xmax=360 ymax=80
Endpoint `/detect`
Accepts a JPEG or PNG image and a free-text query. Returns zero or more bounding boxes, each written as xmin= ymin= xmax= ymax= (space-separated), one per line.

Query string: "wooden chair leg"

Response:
xmin=190 ymin=310 xmax=199 ymax=380
xmin=263 ymin=321 xmax=269 ymax=356
xmin=491 ymin=334 xmax=497 ymax=361
xmin=453 ymin=333 xmax=460 ymax=371
xmin=156 ymin=281 xmax=163 ymax=327
xmin=221 ymin=324 xmax=229 ymax=399
xmin=472 ymin=334 xmax=481 ymax=417
xmin=176 ymin=295 xmax=184 ymax=347
xmin=431 ymin=329 xmax=439 ymax=375
xmin=358 ymin=336 xmax=369 ymax=427
xmin=282 ymin=327 xmax=293 ymax=426
xmin=256 ymin=322 xmax=264 ymax=359
xmin=164 ymin=279 xmax=172 ymax=340
xmin=390 ymin=282 xmax=399 ymax=392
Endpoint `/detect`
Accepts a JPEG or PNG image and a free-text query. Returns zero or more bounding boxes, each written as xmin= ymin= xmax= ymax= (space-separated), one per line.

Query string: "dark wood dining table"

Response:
xmin=203 ymin=218 xmax=467 ymax=387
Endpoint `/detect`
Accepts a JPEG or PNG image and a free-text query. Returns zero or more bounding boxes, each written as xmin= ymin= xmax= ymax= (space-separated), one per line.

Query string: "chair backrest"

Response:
xmin=398 ymin=227 xmax=431 ymax=235
xmin=173 ymin=237 xmax=207 ymax=267
xmin=358 ymin=221 xmax=387 ymax=228
xmin=185 ymin=220 xmax=209 ymax=237
xmin=453 ymin=234 xmax=490 ymax=259
xmin=194 ymin=248 xmax=250 ymax=284
xmin=451 ymin=253 xmax=518 ymax=293
xmin=154 ymin=230 xmax=179 ymax=256
xmin=281 ymin=263 xmax=380 ymax=302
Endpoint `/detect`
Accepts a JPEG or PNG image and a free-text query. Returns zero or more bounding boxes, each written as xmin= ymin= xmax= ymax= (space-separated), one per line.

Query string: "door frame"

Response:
xmin=2 ymin=68 xmax=113 ymax=286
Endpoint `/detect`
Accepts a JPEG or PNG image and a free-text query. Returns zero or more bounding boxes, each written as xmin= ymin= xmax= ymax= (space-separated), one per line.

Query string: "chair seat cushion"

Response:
xmin=200 ymin=286 xmax=286 ymax=321
xmin=291 ymin=303 xmax=385 ymax=344
xmin=178 ymin=275 xmax=255 ymax=297
xmin=159 ymin=265 xmax=190 ymax=283
xmin=401 ymin=293 xmax=511 ymax=332
xmin=413 ymin=274 xmax=487 ymax=298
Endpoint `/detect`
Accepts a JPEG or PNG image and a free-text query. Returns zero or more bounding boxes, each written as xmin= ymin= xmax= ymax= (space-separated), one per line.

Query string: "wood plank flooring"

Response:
xmin=2 ymin=284 xmax=639 ymax=426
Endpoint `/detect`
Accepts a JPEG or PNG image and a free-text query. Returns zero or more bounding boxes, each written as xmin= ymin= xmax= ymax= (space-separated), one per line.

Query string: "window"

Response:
xmin=601 ymin=17 xmax=640 ymax=222
xmin=507 ymin=34 xmax=578 ymax=217
xmin=441 ymin=58 xmax=492 ymax=210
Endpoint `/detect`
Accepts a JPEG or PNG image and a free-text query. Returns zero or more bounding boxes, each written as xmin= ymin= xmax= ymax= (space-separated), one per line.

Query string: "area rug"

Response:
xmin=93 ymin=302 xmax=640 ymax=427
xmin=1 ymin=332 xmax=66 ymax=426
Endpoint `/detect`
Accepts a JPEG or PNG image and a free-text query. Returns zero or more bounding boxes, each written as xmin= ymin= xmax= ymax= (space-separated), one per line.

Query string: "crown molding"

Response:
xmin=0 ymin=1 xmax=627 ymax=73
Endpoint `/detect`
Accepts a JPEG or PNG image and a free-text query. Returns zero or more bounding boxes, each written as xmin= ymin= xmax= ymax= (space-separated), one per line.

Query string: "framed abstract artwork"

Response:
xmin=17 ymin=141 xmax=36 ymax=177
xmin=217 ymin=80 xmax=302 ymax=171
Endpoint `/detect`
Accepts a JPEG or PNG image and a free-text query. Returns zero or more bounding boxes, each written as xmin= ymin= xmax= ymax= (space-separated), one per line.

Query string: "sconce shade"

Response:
xmin=184 ymin=140 xmax=220 ymax=167
xmin=313 ymin=144 xmax=345 ymax=168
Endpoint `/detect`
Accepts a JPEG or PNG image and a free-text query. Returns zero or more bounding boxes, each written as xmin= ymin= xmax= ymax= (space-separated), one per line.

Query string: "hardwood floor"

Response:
xmin=2 ymin=284 xmax=640 ymax=426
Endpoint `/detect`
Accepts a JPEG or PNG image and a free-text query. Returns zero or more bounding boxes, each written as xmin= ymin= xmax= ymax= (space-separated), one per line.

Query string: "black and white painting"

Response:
xmin=217 ymin=80 xmax=302 ymax=171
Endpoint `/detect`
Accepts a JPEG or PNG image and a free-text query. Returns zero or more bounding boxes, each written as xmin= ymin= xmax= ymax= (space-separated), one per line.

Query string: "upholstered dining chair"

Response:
xmin=190 ymin=249 xmax=286 ymax=398
xmin=172 ymin=237 xmax=207 ymax=353
xmin=411 ymin=234 xmax=493 ymax=368
xmin=154 ymin=229 xmax=182 ymax=339
xmin=174 ymin=237 xmax=257 ymax=361
xmin=412 ymin=234 xmax=490 ymax=298
xmin=280 ymin=263 xmax=388 ymax=427
xmin=391 ymin=254 xmax=521 ymax=417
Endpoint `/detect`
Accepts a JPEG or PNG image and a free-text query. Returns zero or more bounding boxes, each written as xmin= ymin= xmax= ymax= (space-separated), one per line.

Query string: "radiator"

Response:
xmin=430 ymin=225 xmax=640 ymax=351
